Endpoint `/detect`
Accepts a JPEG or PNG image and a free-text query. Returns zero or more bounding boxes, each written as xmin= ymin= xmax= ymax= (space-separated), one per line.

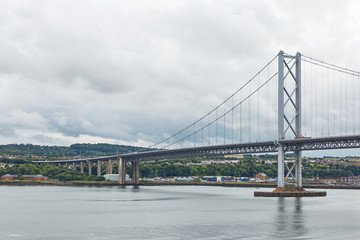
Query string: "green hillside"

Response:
xmin=0 ymin=143 xmax=146 ymax=159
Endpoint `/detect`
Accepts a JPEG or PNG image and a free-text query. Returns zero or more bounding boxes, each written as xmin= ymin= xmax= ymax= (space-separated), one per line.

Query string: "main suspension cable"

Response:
xmin=138 ymin=53 xmax=279 ymax=151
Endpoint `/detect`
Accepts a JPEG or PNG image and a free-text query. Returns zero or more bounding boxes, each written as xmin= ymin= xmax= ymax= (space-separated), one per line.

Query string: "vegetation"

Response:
xmin=138 ymin=160 xmax=277 ymax=178
xmin=0 ymin=143 xmax=359 ymax=181
xmin=0 ymin=143 xmax=146 ymax=158
xmin=1 ymin=159 xmax=358 ymax=181
xmin=138 ymin=160 xmax=360 ymax=179
xmin=0 ymin=164 xmax=105 ymax=181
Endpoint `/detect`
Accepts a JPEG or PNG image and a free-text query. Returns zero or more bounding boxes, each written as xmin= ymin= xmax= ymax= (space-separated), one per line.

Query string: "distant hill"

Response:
xmin=0 ymin=143 xmax=147 ymax=159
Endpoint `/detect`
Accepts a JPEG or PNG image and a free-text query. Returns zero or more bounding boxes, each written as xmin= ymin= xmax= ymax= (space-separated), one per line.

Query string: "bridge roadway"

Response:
xmin=33 ymin=135 xmax=360 ymax=184
xmin=34 ymin=135 xmax=360 ymax=164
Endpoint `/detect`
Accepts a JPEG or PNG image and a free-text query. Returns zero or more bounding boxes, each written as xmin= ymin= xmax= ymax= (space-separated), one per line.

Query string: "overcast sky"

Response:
xmin=1 ymin=0 xmax=360 ymax=156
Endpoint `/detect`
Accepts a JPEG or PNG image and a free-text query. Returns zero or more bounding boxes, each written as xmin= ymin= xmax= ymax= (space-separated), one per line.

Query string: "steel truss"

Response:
xmin=121 ymin=135 xmax=360 ymax=162
xmin=277 ymin=51 xmax=302 ymax=187
xmin=33 ymin=135 xmax=360 ymax=164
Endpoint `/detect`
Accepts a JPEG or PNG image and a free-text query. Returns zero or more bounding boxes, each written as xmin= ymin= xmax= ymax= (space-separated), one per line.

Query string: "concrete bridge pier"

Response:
xmin=132 ymin=161 xmax=139 ymax=185
xmin=80 ymin=162 xmax=84 ymax=173
xmin=295 ymin=150 xmax=302 ymax=187
xmin=88 ymin=162 xmax=92 ymax=176
xmin=97 ymin=161 xmax=101 ymax=176
xmin=118 ymin=157 xmax=126 ymax=184
xmin=72 ymin=162 xmax=76 ymax=171
xmin=277 ymin=145 xmax=285 ymax=188
xmin=106 ymin=160 xmax=113 ymax=174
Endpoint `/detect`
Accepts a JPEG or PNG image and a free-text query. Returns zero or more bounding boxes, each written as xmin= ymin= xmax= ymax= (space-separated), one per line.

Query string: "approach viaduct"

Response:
xmin=33 ymin=135 xmax=360 ymax=184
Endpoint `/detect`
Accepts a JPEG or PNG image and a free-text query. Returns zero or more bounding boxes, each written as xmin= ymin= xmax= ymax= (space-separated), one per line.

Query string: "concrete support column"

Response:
xmin=105 ymin=160 xmax=112 ymax=174
xmin=277 ymin=145 xmax=285 ymax=188
xmin=80 ymin=162 xmax=84 ymax=173
xmin=88 ymin=162 xmax=92 ymax=176
xmin=108 ymin=160 xmax=113 ymax=174
xmin=72 ymin=162 xmax=76 ymax=171
xmin=97 ymin=161 xmax=101 ymax=176
xmin=295 ymin=151 xmax=302 ymax=187
xmin=105 ymin=161 xmax=109 ymax=174
xmin=118 ymin=157 xmax=126 ymax=184
xmin=132 ymin=161 xmax=139 ymax=185
xmin=58 ymin=163 xmax=61 ymax=167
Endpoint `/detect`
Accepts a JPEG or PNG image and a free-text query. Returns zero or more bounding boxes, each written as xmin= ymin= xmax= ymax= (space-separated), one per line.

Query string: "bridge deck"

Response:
xmin=33 ymin=135 xmax=360 ymax=164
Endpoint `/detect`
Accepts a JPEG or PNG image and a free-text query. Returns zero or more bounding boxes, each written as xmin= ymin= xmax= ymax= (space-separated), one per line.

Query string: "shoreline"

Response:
xmin=1 ymin=180 xmax=360 ymax=190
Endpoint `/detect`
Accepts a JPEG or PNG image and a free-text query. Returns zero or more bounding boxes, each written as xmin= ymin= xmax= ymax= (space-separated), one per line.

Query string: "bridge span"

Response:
xmin=34 ymin=134 xmax=360 ymax=184
xmin=33 ymin=51 xmax=360 ymax=190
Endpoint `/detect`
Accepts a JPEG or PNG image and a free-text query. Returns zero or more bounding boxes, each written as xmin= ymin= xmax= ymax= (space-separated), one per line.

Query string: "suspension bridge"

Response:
xmin=34 ymin=51 xmax=360 ymax=192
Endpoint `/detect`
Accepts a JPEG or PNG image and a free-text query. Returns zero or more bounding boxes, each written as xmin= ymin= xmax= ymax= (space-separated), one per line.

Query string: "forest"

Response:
xmin=0 ymin=143 xmax=145 ymax=158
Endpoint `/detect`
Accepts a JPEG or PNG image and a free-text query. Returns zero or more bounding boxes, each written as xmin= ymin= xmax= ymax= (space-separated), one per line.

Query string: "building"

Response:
xmin=201 ymin=176 xmax=221 ymax=182
xmin=224 ymin=155 xmax=244 ymax=159
xmin=174 ymin=177 xmax=194 ymax=182
xmin=1 ymin=174 xmax=18 ymax=180
xmin=0 ymin=163 xmax=14 ymax=169
xmin=103 ymin=174 xmax=130 ymax=182
xmin=255 ymin=173 xmax=267 ymax=180
xmin=221 ymin=176 xmax=235 ymax=182
xmin=1 ymin=174 xmax=48 ymax=181
xmin=23 ymin=175 xmax=48 ymax=181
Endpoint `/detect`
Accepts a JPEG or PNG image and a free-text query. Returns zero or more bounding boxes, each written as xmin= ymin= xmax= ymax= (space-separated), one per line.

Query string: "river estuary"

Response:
xmin=1 ymin=185 xmax=359 ymax=239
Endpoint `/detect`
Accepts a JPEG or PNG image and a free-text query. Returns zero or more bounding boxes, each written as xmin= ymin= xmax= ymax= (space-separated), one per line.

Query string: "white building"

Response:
xmin=103 ymin=174 xmax=130 ymax=182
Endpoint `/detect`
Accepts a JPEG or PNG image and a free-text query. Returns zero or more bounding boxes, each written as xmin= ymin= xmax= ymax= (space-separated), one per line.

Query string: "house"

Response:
xmin=0 ymin=163 xmax=14 ymax=169
xmin=255 ymin=173 xmax=268 ymax=180
xmin=1 ymin=174 xmax=18 ymax=180
xmin=22 ymin=175 xmax=48 ymax=181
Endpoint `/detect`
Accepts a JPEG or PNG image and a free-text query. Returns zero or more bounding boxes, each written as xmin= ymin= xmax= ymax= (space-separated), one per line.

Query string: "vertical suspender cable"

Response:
xmin=327 ymin=65 xmax=330 ymax=136
xmin=353 ymin=74 xmax=355 ymax=135
xmin=355 ymin=75 xmax=360 ymax=134
xmin=257 ymin=73 xmax=260 ymax=141
xmin=345 ymin=72 xmax=348 ymax=135
xmin=340 ymin=71 xmax=342 ymax=135
xmin=216 ymin=108 xmax=218 ymax=145
xmin=266 ymin=64 xmax=269 ymax=140
xmin=194 ymin=123 xmax=196 ymax=147
xmin=200 ymin=119 xmax=203 ymax=146
xmin=224 ymin=104 xmax=226 ymax=145
xmin=240 ymin=95 xmax=242 ymax=143
xmin=208 ymin=115 xmax=211 ymax=146
xmin=355 ymin=75 xmax=360 ymax=133
xmin=333 ymin=70 xmax=336 ymax=136
xmin=314 ymin=62 xmax=319 ymax=137
xmin=303 ymin=61 xmax=306 ymax=136
xmin=249 ymin=80 xmax=251 ymax=142
xmin=352 ymin=75 xmax=355 ymax=135
xmin=321 ymin=66 xmax=324 ymax=137
xmin=310 ymin=61 xmax=313 ymax=136
xmin=232 ymin=97 xmax=234 ymax=144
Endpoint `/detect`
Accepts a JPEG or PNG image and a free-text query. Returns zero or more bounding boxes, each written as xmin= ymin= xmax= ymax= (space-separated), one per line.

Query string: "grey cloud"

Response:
xmin=0 ymin=0 xmax=359 ymax=157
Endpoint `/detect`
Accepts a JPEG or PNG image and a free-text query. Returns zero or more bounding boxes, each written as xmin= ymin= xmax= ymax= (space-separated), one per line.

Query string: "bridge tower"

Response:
xmin=277 ymin=51 xmax=302 ymax=188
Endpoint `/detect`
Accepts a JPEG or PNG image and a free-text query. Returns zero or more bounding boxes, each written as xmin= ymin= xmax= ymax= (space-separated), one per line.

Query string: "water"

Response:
xmin=1 ymin=185 xmax=360 ymax=240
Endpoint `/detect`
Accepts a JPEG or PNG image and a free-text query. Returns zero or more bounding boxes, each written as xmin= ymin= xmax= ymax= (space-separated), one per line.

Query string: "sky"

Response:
xmin=1 ymin=0 xmax=360 ymax=156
